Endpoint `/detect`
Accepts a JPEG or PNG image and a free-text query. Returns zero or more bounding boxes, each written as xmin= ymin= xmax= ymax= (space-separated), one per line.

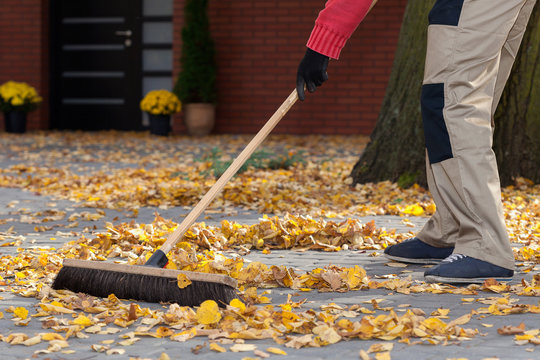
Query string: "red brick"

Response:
xmin=0 ymin=0 xmax=407 ymax=134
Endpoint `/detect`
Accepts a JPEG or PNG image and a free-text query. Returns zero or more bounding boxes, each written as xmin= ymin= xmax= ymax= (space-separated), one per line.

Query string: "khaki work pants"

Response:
xmin=417 ymin=0 xmax=537 ymax=270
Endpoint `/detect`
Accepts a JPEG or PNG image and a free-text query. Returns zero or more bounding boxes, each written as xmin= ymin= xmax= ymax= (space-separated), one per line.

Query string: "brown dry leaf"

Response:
xmin=313 ymin=324 xmax=341 ymax=345
xmin=254 ymin=349 xmax=270 ymax=358
xmin=431 ymin=308 xmax=450 ymax=317
xmin=359 ymin=349 xmax=371 ymax=360
xmin=191 ymin=343 xmax=206 ymax=354
xmin=284 ymin=334 xmax=313 ymax=349
xmin=91 ymin=344 xmax=109 ymax=352
xmin=106 ymin=348 xmax=126 ymax=355
xmin=448 ymin=313 xmax=472 ymax=327
xmin=368 ymin=343 xmax=394 ymax=353
xmin=385 ymin=262 xmax=408 ymax=268
xmin=128 ymin=303 xmax=138 ymax=321
xmin=321 ymin=271 xmax=343 ymax=291
xmin=22 ymin=335 xmax=41 ymax=346
xmin=498 ymin=322 xmax=526 ymax=335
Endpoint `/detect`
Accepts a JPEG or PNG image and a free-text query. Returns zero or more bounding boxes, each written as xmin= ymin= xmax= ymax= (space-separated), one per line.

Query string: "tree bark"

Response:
xmin=493 ymin=2 xmax=540 ymax=186
xmin=351 ymin=1 xmax=540 ymax=187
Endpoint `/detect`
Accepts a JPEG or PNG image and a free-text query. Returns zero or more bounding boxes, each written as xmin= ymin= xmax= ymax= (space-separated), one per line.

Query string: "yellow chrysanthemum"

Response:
xmin=0 ymin=81 xmax=42 ymax=112
xmin=140 ymin=90 xmax=182 ymax=115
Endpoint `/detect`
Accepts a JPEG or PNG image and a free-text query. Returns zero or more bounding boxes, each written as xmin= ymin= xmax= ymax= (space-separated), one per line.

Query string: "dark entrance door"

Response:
xmin=50 ymin=0 xmax=142 ymax=130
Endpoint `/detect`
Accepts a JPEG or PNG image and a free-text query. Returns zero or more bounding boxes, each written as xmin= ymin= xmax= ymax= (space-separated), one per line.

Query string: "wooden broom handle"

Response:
xmin=159 ymin=88 xmax=299 ymax=254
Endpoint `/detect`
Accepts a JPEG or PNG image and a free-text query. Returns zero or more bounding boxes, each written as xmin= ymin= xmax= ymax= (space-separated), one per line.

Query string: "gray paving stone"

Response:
xmin=0 ymin=141 xmax=538 ymax=360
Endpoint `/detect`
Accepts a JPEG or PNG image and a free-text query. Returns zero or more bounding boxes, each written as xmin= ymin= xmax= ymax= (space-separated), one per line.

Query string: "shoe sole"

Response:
xmin=425 ymin=275 xmax=513 ymax=284
xmin=384 ymin=254 xmax=444 ymax=265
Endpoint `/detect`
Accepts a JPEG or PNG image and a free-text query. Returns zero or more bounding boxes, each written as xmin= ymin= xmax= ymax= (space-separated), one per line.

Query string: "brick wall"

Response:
xmin=173 ymin=0 xmax=407 ymax=135
xmin=0 ymin=0 xmax=49 ymax=131
xmin=0 ymin=0 xmax=406 ymax=135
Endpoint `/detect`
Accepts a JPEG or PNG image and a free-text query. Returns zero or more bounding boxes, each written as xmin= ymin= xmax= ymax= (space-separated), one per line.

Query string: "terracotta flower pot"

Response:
xmin=184 ymin=103 xmax=215 ymax=137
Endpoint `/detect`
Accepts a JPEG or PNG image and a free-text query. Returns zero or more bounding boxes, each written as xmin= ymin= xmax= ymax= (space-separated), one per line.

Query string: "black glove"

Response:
xmin=296 ymin=48 xmax=329 ymax=101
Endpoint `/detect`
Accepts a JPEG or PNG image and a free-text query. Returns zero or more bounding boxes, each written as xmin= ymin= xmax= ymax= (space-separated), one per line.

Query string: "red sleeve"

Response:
xmin=307 ymin=0 xmax=373 ymax=59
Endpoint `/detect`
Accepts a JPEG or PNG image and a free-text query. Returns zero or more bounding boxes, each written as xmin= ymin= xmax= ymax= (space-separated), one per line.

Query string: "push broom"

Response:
xmin=52 ymin=89 xmax=300 ymax=306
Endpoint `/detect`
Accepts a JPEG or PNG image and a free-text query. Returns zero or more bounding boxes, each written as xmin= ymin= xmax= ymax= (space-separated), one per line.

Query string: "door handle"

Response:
xmin=115 ymin=30 xmax=132 ymax=37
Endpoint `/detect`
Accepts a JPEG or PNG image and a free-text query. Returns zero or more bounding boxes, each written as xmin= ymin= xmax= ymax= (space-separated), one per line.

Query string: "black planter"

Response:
xmin=4 ymin=111 xmax=27 ymax=133
xmin=149 ymin=114 xmax=171 ymax=136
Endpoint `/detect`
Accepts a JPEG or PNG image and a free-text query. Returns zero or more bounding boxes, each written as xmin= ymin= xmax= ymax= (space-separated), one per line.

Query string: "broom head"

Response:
xmin=52 ymin=259 xmax=238 ymax=307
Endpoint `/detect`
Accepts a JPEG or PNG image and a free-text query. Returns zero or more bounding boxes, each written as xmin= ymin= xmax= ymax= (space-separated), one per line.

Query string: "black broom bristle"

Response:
xmin=52 ymin=266 xmax=238 ymax=307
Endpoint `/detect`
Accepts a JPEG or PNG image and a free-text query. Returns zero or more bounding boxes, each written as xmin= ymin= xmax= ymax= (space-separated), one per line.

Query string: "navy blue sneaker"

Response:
xmin=424 ymin=254 xmax=514 ymax=284
xmin=383 ymin=237 xmax=454 ymax=264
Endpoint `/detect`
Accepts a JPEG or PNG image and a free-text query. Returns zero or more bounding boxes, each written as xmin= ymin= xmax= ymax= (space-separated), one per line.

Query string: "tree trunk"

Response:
xmin=351 ymin=0 xmax=540 ymax=187
xmin=493 ymin=2 xmax=540 ymax=186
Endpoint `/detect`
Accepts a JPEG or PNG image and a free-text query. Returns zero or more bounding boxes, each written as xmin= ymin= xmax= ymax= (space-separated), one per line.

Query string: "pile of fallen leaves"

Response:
xmin=0 ymin=132 xmax=539 ymax=357
xmin=0 ymin=216 xmax=539 ymax=357
xmin=0 ymin=132 xmax=433 ymax=217
xmin=2 ymin=213 xmax=539 ymax=298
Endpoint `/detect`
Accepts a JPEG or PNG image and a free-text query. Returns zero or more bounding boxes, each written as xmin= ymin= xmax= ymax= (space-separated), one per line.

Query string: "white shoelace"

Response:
xmin=442 ymin=254 xmax=466 ymax=263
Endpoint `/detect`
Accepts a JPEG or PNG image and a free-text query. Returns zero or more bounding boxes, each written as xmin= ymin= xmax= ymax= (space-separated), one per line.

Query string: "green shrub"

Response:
xmin=198 ymin=147 xmax=306 ymax=177
xmin=173 ymin=0 xmax=217 ymax=104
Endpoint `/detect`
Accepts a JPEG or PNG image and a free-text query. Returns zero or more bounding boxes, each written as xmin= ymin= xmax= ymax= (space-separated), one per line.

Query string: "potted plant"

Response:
xmin=0 ymin=81 xmax=42 ymax=133
xmin=173 ymin=0 xmax=217 ymax=137
xmin=140 ymin=89 xmax=182 ymax=136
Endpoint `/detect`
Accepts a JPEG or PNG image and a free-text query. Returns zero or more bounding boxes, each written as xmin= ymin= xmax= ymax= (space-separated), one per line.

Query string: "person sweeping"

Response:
xmin=297 ymin=0 xmax=537 ymax=283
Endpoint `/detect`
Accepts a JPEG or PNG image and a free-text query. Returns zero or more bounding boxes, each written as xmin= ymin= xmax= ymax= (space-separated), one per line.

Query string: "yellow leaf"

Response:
xmin=5 ymin=333 xmax=29 ymax=345
xmin=23 ymin=335 xmax=41 ymax=346
xmin=13 ymin=307 xmax=29 ymax=320
xmin=39 ymin=303 xmax=76 ymax=314
xmin=515 ymin=334 xmax=534 ymax=341
xmin=431 ymin=308 xmax=450 ymax=317
xmin=422 ymin=317 xmax=447 ymax=333
xmin=209 ymin=342 xmax=227 ymax=353
xmin=41 ymin=333 xmax=65 ymax=341
xmin=177 ymin=273 xmax=192 ymax=289
xmin=403 ymin=204 xmax=424 ymax=216
xmin=155 ymin=326 xmax=174 ymax=338
xmin=230 ymin=298 xmax=246 ymax=313
xmin=72 ymin=314 xmax=93 ymax=327
xmin=159 ymin=353 xmax=171 ymax=360
xmin=375 ymin=352 xmax=392 ymax=360
xmin=113 ymin=318 xmax=134 ymax=328
xmin=266 ymin=347 xmax=287 ymax=355
xmin=196 ymin=300 xmax=222 ymax=325
xmin=118 ymin=338 xmax=140 ymax=346
xmin=230 ymin=343 xmax=257 ymax=352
